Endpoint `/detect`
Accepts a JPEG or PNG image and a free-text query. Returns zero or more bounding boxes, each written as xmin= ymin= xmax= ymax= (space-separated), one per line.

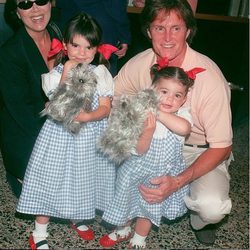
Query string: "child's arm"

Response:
xmin=74 ymin=96 xmax=112 ymax=122
xmin=136 ymin=112 xmax=156 ymax=155
xmin=157 ymin=110 xmax=191 ymax=136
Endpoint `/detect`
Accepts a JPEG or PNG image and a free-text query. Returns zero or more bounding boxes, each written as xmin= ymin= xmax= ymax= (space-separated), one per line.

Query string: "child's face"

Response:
xmin=155 ymin=78 xmax=187 ymax=113
xmin=64 ymin=34 xmax=97 ymax=64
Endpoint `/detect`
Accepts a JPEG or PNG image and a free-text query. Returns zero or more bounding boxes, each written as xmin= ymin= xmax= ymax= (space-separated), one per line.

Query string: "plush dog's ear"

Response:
xmin=76 ymin=63 xmax=83 ymax=69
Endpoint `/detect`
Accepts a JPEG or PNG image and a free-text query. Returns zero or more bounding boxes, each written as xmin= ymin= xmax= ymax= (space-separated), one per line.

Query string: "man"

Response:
xmin=114 ymin=0 xmax=233 ymax=245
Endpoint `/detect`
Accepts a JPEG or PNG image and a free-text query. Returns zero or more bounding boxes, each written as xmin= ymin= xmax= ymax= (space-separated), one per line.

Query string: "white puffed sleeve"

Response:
xmin=176 ymin=106 xmax=193 ymax=143
xmin=177 ymin=106 xmax=193 ymax=126
xmin=41 ymin=63 xmax=64 ymax=100
xmin=153 ymin=107 xmax=193 ymax=141
xmin=93 ymin=65 xmax=114 ymax=97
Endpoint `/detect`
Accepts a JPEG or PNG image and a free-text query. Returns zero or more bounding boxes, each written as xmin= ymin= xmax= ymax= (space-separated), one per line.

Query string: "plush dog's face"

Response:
xmin=65 ymin=63 xmax=97 ymax=98
xmin=43 ymin=63 xmax=97 ymax=133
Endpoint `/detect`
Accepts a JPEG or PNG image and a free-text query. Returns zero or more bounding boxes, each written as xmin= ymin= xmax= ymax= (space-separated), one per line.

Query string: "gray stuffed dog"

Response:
xmin=41 ymin=63 xmax=97 ymax=134
xmin=97 ymin=89 xmax=159 ymax=164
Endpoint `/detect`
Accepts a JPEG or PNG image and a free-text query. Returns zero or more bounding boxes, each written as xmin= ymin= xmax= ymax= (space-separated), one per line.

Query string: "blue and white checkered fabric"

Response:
xmin=102 ymin=130 xmax=189 ymax=227
xmin=54 ymin=63 xmax=64 ymax=74
xmin=17 ymin=82 xmax=116 ymax=220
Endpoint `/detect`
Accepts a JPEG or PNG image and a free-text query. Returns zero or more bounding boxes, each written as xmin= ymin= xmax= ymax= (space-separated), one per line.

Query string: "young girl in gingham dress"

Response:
xmin=17 ymin=12 xmax=118 ymax=250
xmin=99 ymin=65 xmax=203 ymax=249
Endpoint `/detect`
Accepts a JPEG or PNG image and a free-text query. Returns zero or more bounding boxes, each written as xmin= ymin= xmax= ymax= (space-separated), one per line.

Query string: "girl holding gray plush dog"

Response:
xmin=100 ymin=65 xmax=205 ymax=249
xmin=17 ymin=12 xmax=117 ymax=249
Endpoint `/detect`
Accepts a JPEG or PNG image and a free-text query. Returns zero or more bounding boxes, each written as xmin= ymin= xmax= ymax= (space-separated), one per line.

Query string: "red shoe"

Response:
xmin=99 ymin=232 xmax=132 ymax=248
xmin=70 ymin=223 xmax=95 ymax=241
xmin=29 ymin=235 xmax=49 ymax=250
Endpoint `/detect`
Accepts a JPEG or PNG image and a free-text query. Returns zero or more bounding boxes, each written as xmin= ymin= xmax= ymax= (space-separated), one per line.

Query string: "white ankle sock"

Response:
xmin=32 ymin=221 xmax=49 ymax=249
xmin=109 ymin=226 xmax=131 ymax=241
xmin=71 ymin=220 xmax=89 ymax=231
xmin=130 ymin=232 xmax=147 ymax=248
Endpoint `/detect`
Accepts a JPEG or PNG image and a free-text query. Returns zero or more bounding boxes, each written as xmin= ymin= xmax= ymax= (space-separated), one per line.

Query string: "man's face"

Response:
xmin=147 ymin=10 xmax=190 ymax=66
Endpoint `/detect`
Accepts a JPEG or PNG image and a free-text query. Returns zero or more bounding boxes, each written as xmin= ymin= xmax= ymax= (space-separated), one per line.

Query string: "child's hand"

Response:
xmin=64 ymin=59 xmax=79 ymax=71
xmin=74 ymin=110 xmax=90 ymax=123
xmin=141 ymin=112 xmax=156 ymax=139
xmin=60 ymin=60 xmax=79 ymax=83
xmin=136 ymin=112 xmax=156 ymax=155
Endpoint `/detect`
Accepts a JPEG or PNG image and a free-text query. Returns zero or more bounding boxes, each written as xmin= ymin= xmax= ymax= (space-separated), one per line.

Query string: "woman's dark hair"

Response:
xmin=56 ymin=12 xmax=109 ymax=68
xmin=4 ymin=0 xmax=22 ymax=31
xmin=140 ymin=0 xmax=197 ymax=44
xmin=4 ymin=0 xmax=52 ymax=31
xmin=151 ymin=65 xmax=194 ymax=92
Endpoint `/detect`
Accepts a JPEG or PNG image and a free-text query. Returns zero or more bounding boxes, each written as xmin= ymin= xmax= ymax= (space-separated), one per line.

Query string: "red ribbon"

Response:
xmin=48 ymin=38 xmax=67 ymax=58
xmin=156 ymin=57 xmax=169 ymax=70
xmin=185 ymin=67 xmax=206 ymax=80
xmin=97 ymin=44 xmax=119 ymax=60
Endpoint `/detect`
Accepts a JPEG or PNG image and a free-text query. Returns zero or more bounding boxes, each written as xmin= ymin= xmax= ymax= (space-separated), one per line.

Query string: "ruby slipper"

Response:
xmin=70 ymin=223 xmax=95 ymax=241
xmin=99 ymin=232 xmax=132 ymax=248
xmin=29 ymin=235 xmax=49 ymax=250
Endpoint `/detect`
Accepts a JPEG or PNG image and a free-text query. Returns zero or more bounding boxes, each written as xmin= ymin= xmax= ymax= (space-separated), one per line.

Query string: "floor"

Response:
xmin=0 ymin=120 xmax=249 ymax=250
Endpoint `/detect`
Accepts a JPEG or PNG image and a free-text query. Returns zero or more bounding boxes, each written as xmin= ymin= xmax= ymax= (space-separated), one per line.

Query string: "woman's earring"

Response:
xmin=147 ymin=29 xmax=152 ymax=39
xmin=16 ymin=12 xmax=21 ymax=19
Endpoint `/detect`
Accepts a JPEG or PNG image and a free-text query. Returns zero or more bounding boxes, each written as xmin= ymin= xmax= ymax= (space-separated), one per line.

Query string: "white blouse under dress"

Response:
xmin=17 ymin=64 xmax=116 ymax=220
xmin=102 ymin=107 xmax=192 ymax=227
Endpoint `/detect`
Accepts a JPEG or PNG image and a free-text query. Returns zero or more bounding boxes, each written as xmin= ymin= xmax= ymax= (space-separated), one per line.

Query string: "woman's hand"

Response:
xmin=139 ymin=175 xmax=180 ymax=204
xmin=115 ymin=44 xmax=128 ymax=59
xmin=45 ymin=101 xmax=50 ymax=108
xmin=132 ymin=0 xmax=145 ymax=8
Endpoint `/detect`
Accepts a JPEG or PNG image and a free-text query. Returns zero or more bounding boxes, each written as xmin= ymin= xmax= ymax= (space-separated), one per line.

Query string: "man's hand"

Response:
xmin=139 ymin=175 xmax=180 ymax=204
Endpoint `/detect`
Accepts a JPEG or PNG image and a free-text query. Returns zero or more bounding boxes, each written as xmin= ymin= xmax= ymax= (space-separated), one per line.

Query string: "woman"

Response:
xmin=0 ymin=0 xmax=62 ymax=197
xmin=0 ymin=0 xmax=13 ymax=45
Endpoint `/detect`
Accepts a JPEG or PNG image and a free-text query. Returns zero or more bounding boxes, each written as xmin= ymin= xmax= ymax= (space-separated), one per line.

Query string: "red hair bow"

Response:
xmin=156 ymin=57 xmax=169 ymax=70
xmin=97 ymin=44 xmax=119 ymax=60
xmin=186 ymin=67 xmax=206 ymax=80
xmin=48 ymin=38 xmax=67 ymax=58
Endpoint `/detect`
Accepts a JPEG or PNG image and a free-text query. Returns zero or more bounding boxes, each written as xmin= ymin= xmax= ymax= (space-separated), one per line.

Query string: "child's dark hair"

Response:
xmin=151 ymin=65 xmax=194 ymax=93
xmin=54 ymin=12 xmax=109 ymax=68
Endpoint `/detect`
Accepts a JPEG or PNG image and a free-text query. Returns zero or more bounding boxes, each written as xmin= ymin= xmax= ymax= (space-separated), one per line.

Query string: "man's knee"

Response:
xmin=184 ymin=195 xmax=232 ymax=223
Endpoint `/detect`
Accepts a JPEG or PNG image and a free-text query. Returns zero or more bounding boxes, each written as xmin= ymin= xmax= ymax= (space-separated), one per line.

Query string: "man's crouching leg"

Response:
xmin=184 ymin=158 xmax=233 ymax=245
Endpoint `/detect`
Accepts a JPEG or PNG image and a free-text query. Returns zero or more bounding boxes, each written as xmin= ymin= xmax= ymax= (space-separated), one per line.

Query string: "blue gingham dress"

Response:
xmin=17 ymin=65 xmax=116 ymax=220
xmin=102 ymin=122 xmax=189 ymax=227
